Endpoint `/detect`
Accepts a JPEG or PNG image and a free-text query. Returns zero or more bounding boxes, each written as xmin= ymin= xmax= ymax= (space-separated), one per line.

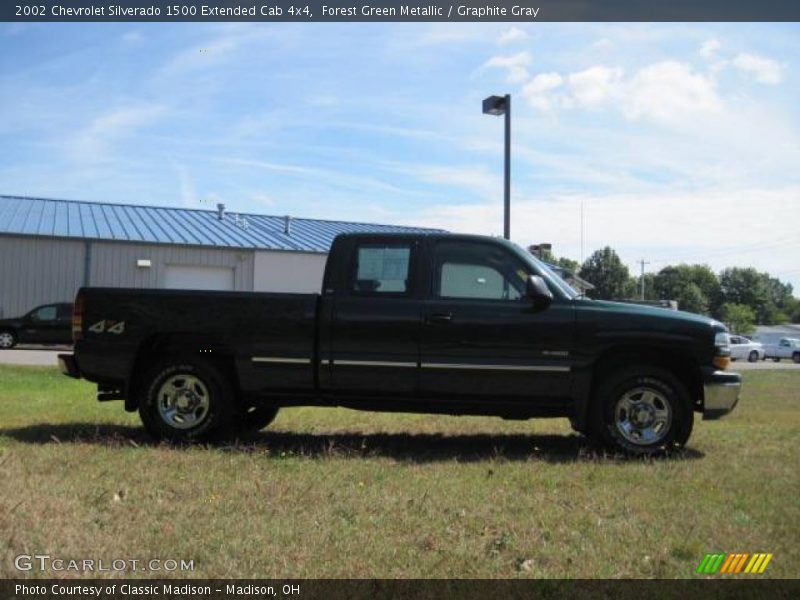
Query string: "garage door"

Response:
xmin=164 ymin=265 xmax=235 ymax=291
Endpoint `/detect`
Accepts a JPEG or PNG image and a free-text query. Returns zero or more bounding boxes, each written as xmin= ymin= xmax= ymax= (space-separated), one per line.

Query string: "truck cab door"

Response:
xmin=324 ymin=237 xmax=422 ymax=397
xmin=419 ymin=239 xmax=574 ymax=405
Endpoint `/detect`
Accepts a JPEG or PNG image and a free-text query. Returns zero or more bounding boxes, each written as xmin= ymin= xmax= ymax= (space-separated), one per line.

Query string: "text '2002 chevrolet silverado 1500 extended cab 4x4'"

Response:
xmin=59 ymin=233 xmax=741 ymax=455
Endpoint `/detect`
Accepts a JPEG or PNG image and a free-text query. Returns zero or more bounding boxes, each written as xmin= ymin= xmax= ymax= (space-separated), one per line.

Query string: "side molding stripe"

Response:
xmin=252 ymin=357 xmax=311 ymax=364
xmin=421 ymin=363 xmax=570 ymax=373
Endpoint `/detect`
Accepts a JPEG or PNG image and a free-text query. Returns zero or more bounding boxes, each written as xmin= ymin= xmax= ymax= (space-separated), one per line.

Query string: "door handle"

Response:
xmin=428 ymin=312 xmax=453 ymax=324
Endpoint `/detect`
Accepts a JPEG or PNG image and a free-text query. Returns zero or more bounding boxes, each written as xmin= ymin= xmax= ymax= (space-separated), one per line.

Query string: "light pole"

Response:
xmin=482 ymin=94 xmax=511 ymax=240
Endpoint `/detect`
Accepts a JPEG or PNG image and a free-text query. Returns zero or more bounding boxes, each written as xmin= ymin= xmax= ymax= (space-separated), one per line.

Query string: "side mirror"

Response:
xmin=526 ymin=275 xmax=553 ymax=309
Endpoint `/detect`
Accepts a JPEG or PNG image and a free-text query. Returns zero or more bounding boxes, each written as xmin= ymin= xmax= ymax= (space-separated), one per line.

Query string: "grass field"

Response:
xmin=0 ymin=365 xmax=798 ymax=579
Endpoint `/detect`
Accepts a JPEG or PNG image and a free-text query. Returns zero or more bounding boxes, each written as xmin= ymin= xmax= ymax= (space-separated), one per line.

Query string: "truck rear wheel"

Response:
xmin=138 ymin=359 xmax=233 ymax=442
xmin=793 ymin=353 xmax=800 ymax=364
xmin=591 ymin=366 xmax=693 ymax=455
xmin=748 ymin=350 xmax=759 ymax=363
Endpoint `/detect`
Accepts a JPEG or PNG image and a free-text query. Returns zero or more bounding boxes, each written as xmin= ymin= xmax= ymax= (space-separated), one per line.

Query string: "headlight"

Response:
xmin=714 ymin=331 xmax=731 ymax=370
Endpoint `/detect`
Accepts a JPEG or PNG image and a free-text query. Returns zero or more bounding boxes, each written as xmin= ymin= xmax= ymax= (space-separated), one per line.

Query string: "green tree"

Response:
xmin=653 ymin=265 xmax=718 ymax=314
xmin=637 ymin=272 xmax=659 ymax=301
xmin=720 ymin=303 xmax=756 ymax=335
xmin=719 ymin=268 xmax=774 ymax=324
xmin=687 ymin=265 xmax=723 ymax=315
xmin=532 ymin=247 xmax=580 ymax=273
xmin=579 ymin=247 xmax=632 ymax=300
xmin=677 ymin=283 xmax=710 ymax=314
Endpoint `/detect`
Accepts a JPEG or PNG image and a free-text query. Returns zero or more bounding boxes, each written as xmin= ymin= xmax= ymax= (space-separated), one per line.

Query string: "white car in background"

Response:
xmin=729 ymin=335 xmax=765 ymax=362
xmin=762 ymin=337 xmax=800 ymax=363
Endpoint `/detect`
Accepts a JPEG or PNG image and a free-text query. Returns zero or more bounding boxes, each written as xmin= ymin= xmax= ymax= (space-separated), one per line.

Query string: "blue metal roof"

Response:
xmin=0 ymin=195 xmax=444 ymax=253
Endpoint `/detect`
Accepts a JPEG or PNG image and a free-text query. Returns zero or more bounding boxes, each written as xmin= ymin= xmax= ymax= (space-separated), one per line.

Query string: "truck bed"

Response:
xmin=74 ymin=287 xmax=319 ymax=398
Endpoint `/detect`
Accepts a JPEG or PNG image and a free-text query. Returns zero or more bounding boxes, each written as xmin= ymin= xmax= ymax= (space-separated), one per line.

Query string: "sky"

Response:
xmin=1 ymin=22 xmax=798 ymax=290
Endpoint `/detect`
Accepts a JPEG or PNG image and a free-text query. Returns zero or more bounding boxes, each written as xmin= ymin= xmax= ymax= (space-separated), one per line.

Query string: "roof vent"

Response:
xmin=216 ymin=203 xmax=225 ymax=220
xmin=284 ymin=215 xmax=292 ymax=235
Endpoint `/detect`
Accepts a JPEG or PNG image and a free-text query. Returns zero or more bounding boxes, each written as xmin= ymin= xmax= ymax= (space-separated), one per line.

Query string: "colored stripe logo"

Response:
xmin=697 ymin=553 xmax=773 ymax=574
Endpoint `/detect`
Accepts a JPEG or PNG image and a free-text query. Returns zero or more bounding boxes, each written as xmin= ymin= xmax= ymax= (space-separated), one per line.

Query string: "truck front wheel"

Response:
xmin=138 ymin=359 xmax=232 ymax=442
xmin=591 ymin=366 xmax=693 ymax=455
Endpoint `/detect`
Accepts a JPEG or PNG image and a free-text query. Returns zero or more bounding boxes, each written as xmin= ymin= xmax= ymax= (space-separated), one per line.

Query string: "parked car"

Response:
xmin=729 ymin=335 xmax=765 ymax=362
xmin=58 ymin=233 xmax=740 ymax=455
xmin=0 ymin=303 xmax=73 ymax=349
xmin=762 ymin=337 xmax=800 ymax=363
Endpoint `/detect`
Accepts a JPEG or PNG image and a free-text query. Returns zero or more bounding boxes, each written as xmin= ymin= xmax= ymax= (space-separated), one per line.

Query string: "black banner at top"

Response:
xmin=4 ymin=0 xmax=800 ymax=22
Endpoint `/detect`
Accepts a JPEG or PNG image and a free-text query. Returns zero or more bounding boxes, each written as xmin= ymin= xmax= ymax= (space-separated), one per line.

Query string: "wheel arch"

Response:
xmin=574 ymin=345 xmax=703 ymax=432
xmin=125 ymin=333 xmax=241 ymax=412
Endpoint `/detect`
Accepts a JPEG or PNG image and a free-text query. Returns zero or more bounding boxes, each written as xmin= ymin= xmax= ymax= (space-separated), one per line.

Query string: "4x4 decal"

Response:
xmin=88 ymin=320 xmax=125 ymax=335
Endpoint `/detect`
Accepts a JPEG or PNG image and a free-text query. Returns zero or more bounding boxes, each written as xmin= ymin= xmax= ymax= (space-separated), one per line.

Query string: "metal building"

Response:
xmin=0 ymin=195 xmax=440 ymax=318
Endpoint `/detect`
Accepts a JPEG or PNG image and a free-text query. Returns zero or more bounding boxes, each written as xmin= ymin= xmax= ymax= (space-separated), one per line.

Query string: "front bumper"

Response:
xmin=703 ymin=370 xmax=741 ymax=420
xmin=58 ymin=353 xmax=81 ymax=379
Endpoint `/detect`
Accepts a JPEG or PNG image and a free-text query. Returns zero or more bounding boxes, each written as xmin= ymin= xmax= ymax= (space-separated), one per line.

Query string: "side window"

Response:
xmin=434 ymin=241 xmax=526 ymax=301
xmin=31 ymin=305 xmax=57 ymax=321
xmin=57 ymin=304 xmax=72 ymax=319
xmin=352 ymin=244 xmax=411 ymax=294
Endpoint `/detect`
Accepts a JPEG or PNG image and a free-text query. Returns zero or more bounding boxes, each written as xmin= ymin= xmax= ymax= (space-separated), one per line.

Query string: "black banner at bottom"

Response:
xmin=2 ymin=580 xmax=799 ymax=600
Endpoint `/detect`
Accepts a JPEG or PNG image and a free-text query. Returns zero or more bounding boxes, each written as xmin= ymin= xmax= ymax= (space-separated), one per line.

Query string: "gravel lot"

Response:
xmin=0 ymin=346 xmax=72 ymax=366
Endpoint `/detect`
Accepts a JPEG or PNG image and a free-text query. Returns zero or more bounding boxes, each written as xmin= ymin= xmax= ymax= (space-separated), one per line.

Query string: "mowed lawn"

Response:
xmin=0 ymin=365 xmax=797 ymax=579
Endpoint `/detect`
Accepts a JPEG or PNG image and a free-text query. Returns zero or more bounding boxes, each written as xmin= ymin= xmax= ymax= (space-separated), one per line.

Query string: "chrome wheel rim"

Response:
xmin=615 ymin=386 xmax=672 ymax=446
xmin=0 ymin=333 xmax=14 ymax=348
xmin=156 ymin=374 xmax=211 ymax=430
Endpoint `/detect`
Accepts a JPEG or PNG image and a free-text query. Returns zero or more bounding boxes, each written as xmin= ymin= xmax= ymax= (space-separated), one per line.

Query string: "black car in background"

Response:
xmin=0 ymin=303 xmax=73 ymax=348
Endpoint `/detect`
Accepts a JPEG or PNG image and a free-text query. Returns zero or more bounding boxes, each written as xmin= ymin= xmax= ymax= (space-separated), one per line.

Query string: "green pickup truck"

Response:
xmin=59 ymin=232 xmax=741 ymax=455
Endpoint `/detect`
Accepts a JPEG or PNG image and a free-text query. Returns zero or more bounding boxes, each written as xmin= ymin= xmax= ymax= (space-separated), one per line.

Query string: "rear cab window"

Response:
xmin=351 ymin=243 xmax=413 ymax=296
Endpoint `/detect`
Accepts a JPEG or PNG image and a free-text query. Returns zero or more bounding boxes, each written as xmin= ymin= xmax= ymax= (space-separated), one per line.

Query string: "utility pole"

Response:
xmin=639 ymin=259 xmax=650 ymax=300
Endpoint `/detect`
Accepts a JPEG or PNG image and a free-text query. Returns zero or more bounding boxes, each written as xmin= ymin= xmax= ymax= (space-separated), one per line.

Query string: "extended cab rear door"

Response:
xmin=322 ymin=235 xmax=423 ymax=396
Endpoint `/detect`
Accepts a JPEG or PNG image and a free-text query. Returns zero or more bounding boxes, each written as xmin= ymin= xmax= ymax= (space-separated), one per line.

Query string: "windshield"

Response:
xmin=506 ymin=242 xmax=580 ymax=300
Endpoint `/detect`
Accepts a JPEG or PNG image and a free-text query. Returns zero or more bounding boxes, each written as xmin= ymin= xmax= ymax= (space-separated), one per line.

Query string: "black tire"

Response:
xmin=793 ymin=353 xmax=800 ymax=364
xmin=138 ymin=359 xmax=233 ymax=443
xmin=0 ymin=330 xmax=17 ymax=350
xmin=590 ymin=365 xmax=693 ymax=456
xmin=236 ymin=404 xmax=279 ymax=433
xmin=748 ymin=350 xmax=759 ymax=363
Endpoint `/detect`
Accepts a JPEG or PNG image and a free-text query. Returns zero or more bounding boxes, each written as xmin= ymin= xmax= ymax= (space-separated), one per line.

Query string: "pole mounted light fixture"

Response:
xmin=482 ymin=94 xmax=511 ymax=240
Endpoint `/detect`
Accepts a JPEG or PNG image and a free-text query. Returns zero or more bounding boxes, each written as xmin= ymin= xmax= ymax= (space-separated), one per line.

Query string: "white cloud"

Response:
xmin=71 ymin=104 xmax=168 ymax=161
xmin=410 ymin=186 xmax=800 ymax=281
xmin=624 ymin=61 xmax=721 ymax=122
xmin=522 ymin=61 xmax=720 ymax=123
xmin=732 ymin=52 xmax=783 ymax=84
xmin=122 ymin=31 xmax=143 ymax=44
xmin=483 ymin=51 xmax=532 ymax=84
xmin=407 ymin=164 xmax=499 ymax=198
xmin=177 ymin=166 xmax=197 ymax=207
xmin=522 ymin=72 xmax=564 ymax=110
xmin=593 ymin=38 xmax=612 ymax=50
xmin=567 ymin=66 xmax=623 ymax=108
xmin=699 ymin=38 xmax=720 ymax=59
xmin=497 ymin=27 xmax=528 ymax=45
